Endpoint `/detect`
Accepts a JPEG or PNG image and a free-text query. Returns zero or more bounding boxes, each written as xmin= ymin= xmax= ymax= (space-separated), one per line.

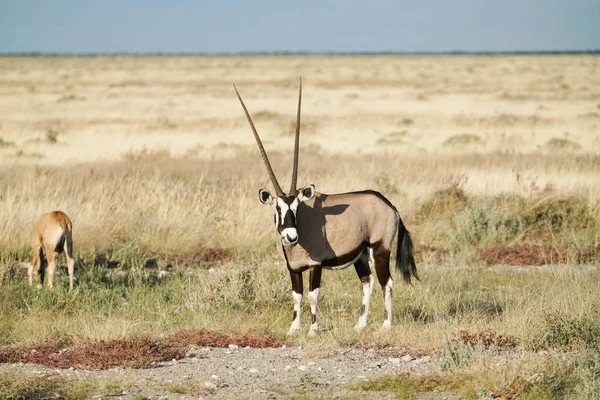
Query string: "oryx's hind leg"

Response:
xmin=287 ymin=269 xmax=304 ymax=335
xmin=29 ymin=245 xmax=44 ymax=289
xmin=307 ymin=267 xmax=322 ymax=336
xmin=354 ymin=250 xmax=374 ymax=331
xmin=63 ymin=229 xmax=75 ymax=290
xmin=372 ymin=243 xmax=393 ymax=329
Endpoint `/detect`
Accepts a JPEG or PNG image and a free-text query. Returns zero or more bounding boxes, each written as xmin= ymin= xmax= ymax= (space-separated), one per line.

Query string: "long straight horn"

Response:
xmin=234 ymin=83 xmax=284 ymax=196
xmin=289 ymin=77 xmax=302 ymax=195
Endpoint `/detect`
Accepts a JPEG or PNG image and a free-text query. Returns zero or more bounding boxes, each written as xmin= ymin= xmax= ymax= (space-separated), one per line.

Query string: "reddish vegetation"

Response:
xmin=0 ymin=329 xmax=285 ymax=370
xmin=168 ymin=329 xmax=285 ymax=348
xmin=480 ymin=244 xmax=600 ymax=265
xmin=458 ymin=330 xmax=518 ymax=349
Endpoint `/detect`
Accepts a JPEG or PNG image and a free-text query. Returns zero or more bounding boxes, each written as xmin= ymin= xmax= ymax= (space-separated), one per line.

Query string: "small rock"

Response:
xmin=249 ymin=368 xmax=259 ymax=374
xmin=413 ymin=356 xmax=432 ymax=364
xmin=298 ymin=365 xmax=307 ymax=371
xmin=284 ymin=365 xmax=291 ymax=371
xmin=281 ymin=344 xmax=286 ymax=349
xmin=211 ymin=374 xmax=220 ymax=381
xmin=228 ymin=344 xmax=239 ymax=349
xmin=401 ymin=355 xmax=414 ymax=362
xmin=204 ymin=381 xmax=217 ymax=390
xmin=357 ymin=375 xmax=366 ymax=379
xmin=389 ymin=357 xmax=401 ymax=366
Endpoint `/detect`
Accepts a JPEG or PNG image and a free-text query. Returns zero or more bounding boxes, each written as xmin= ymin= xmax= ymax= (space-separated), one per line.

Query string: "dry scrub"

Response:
xmin=0 ymin=55 xmax=599 ymax=398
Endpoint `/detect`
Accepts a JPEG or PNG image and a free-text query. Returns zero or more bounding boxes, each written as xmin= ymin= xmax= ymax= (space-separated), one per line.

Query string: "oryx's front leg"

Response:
xmin=354 ymin=251 xmax=374 ymax=331
xmin=307 ymin=266 xmax=322 ymax=336
xmin=288 ymin=269 xmax=303 ymax=335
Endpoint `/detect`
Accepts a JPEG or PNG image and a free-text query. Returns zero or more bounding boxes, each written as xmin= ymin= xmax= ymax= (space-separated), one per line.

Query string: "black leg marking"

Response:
xmin=308 ymin=267 xmax=322 ymax=334
xmin=353 ymin=251 xmax=371 ymax=281
xmin=288 ymin=269 xmax=303 ymax=334
xmin=309 ymin=267 xmax=322 ymax=292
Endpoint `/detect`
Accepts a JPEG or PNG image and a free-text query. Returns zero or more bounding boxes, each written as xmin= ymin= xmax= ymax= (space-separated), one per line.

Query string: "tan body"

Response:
xmin=285 ymin=191 xmax=398 ymax=271
xmin=28 ymin=211 xmax=75 ymax=290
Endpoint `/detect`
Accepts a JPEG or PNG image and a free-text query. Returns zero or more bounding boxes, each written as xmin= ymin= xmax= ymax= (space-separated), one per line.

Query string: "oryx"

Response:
xmin=234 ymin=79 xmax=418 ymax=335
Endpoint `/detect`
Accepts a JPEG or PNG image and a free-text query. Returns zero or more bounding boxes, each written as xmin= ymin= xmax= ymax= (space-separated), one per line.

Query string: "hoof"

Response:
xmin=287 ymin=326 xmax=300 ymax=336
xmin=380 ymin=321 xmax=392 ymax=331
xmin=353 ymin=322 xmax=367 ymax=332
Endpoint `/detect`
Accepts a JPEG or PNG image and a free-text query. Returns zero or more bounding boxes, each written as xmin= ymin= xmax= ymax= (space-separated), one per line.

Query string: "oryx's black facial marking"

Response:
xmin=259 ymin=185 xmax=315 ymax=246
xmin=276 ymin=196 xmax=300 ymax=245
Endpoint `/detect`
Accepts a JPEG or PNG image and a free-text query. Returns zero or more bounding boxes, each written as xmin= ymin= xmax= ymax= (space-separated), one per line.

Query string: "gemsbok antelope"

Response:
xmin=28 ymin=211 xmax=75 ymax=290
xmin=234 ymin=79 xmax=418 ymax=335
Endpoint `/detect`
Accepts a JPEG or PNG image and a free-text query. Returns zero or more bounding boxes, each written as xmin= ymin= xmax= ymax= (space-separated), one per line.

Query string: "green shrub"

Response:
xmin=540 ymin=310 xmax=600 ymax=351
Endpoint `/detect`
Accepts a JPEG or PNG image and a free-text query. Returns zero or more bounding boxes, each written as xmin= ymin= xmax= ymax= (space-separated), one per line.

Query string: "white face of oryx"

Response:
xmin=259 ymin=184 xmax=315 ymax=245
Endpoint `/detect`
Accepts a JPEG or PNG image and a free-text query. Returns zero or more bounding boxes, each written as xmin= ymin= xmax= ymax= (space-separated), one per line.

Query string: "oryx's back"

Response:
xmin=291 ymin=190 xmax=399 ymax=268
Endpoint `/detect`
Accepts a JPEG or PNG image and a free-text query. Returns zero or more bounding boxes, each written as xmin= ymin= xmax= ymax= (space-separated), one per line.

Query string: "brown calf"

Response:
xmin=28 ymin=211 xmax=75 ymax=290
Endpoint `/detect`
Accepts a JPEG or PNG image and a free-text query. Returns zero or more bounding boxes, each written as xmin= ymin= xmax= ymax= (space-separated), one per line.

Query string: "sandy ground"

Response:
xmin=1 ymin=54 xmax=598 ymax=164
xmin=4 ymin=346 xmax=438 ymax=399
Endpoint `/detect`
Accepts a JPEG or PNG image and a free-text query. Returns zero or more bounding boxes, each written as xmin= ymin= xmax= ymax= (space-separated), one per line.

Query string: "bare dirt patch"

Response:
xmin=2 ymin=346 xmax=432 ymax=399
xmin=0 ymin=330 xmax=284 ymax=370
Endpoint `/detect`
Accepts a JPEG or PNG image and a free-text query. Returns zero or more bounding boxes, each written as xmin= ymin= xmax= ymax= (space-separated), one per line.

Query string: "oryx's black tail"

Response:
xmin=396 ymin=217 xmax=419 ymax=285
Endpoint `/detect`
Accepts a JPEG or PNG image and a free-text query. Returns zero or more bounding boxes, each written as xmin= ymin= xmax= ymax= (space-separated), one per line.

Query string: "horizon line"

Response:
xmin=1 ymin=49 xmax=599 ymax=57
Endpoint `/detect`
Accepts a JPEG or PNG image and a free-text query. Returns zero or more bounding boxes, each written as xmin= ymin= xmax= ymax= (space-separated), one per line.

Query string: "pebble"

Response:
xmin=298 ymin=365 xmax=307 ymax=371
xmin=413 ymin=356 xmax=432 ymax=364
xmin=204 ymin=381 xmax=217 ymax=390
xmin=389 ymin=358 xmax=401 ymax=366
xmin=249 ymin=368 xmax=259 ymax=374
xmin=228 ymin=344 xmax=238 ymax=349
xmin=284 ymin=365 xmax=291 ymax=371
xmin=401 ymin=355 xmax=414 ymax=362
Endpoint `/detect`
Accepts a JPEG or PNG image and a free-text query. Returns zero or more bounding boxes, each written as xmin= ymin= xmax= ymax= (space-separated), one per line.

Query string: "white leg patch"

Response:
xmin=288 ymin=291 xmax=303 ymax=335
xmin=307 ymin=288 xmax=320 ymax=336
xmin=382 ymin=278 xmax=393 ymax=330
xmin=354 ymin=275 xmax=374 ymax=331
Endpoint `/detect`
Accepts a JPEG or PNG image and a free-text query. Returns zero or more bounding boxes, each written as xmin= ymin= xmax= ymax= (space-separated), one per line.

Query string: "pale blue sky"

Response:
xmin=1 ymin=0 xmax=598 ymax=53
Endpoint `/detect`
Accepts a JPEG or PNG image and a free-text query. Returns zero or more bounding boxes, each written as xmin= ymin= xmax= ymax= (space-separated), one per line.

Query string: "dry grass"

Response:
xmin=0 ymin=54 xmax=599 ymax=164
xmin=0 ymin=56 xmax=599 ymax=390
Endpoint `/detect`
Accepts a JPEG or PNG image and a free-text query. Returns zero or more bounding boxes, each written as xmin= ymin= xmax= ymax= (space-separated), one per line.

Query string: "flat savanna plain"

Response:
xmin=0 ymin=55 xmax=599 ymax=399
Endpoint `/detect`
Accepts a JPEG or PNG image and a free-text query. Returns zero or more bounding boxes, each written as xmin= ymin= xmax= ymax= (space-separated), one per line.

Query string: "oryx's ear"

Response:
xmin=259 ymin=189 xmax=274 ymax=205
xmin=298 ymin=184 xmax=315 ymax=203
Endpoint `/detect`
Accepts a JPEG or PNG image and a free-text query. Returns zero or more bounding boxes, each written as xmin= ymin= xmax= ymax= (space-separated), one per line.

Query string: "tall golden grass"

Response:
xmin=0 ymin=55 xmax=599 ymax=358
